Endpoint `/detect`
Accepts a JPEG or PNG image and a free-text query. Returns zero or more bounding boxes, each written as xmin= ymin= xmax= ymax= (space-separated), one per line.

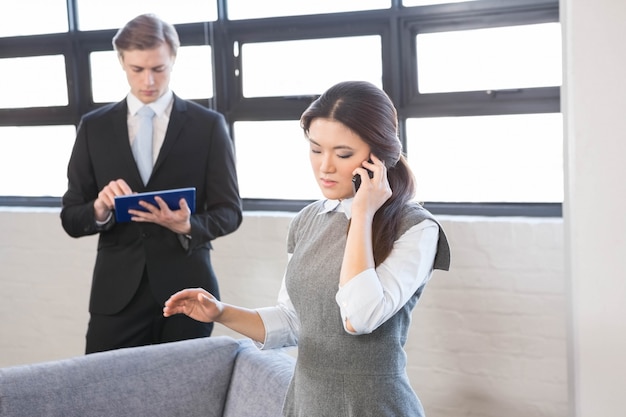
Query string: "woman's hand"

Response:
xmin=351 ymin=154 xmax=392 ymax=218
xmin=164 ymin=287 xmax=268 ymax=343
xmin=163 ymin=288 xmax=223 ymax=323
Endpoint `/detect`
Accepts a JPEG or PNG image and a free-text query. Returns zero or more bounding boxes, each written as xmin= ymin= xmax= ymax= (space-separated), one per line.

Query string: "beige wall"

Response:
xmin=0 ymin=209 xmax=567 ymax=417
xmin=562 ymin=0 xmax=626 ymax=416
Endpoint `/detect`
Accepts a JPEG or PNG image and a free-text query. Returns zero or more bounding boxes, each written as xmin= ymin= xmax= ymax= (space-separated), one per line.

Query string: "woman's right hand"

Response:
xmin=163 ymin=288 xmax=223 ymax=323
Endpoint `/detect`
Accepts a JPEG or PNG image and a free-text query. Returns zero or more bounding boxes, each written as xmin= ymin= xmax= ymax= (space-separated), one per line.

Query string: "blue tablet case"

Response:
xmin=114 ymin=187 xmax=196 ymax=223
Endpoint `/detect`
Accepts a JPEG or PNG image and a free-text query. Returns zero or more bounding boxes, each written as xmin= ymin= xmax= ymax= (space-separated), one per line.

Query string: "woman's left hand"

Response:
xmin=351 ymin=154 xmax=392 ymax=217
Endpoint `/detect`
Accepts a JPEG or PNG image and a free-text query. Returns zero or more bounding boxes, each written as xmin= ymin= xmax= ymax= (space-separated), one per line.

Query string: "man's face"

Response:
xmin=119 ymin=43 xmax=175 ymax=104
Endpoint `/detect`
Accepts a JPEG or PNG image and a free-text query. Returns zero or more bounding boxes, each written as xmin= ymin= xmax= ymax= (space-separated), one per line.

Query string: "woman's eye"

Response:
xmin=310 ymin=148 xmax=321 ymax=154
xmin=338 ymin=154 xmax=353 ymax=159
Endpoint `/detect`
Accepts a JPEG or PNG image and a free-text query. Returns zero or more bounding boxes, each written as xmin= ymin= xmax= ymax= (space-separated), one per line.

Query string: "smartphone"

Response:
xmin=352 ymin=168 xmax=374 ymax=193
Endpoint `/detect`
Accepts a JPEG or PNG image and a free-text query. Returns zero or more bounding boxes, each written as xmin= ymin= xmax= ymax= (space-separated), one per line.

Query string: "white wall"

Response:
xmin=0 ymin=209 xmax=567 ymax=417
xmin=562 ymin=0 xmax=626 ymax=416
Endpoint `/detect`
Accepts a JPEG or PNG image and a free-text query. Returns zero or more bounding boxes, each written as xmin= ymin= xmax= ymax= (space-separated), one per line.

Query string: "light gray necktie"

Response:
xmin=132 ymin=106 xmax=155 ymax=185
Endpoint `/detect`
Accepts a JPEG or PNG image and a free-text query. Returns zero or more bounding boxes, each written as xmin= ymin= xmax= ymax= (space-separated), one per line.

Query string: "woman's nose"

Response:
xmin=319 ymin=155 xmax=335 ymax=173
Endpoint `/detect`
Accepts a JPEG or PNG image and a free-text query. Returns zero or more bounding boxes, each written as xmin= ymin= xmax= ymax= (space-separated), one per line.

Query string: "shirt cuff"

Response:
xmin=255 ymin=306 xmax=297 ymax=350
xmin=95 ymin=212 xmax=113 ymax=230
xmin=335 ymin=268 xmax=384 ymax=334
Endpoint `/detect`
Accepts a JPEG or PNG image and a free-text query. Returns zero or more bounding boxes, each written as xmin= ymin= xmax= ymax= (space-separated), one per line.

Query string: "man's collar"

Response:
xmin=127 ymin=90 xmax=173 ymax=116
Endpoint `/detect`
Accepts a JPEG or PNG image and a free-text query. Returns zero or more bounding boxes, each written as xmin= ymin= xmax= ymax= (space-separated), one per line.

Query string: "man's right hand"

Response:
xmin=94 ymin=179 xmax=133 ymax=222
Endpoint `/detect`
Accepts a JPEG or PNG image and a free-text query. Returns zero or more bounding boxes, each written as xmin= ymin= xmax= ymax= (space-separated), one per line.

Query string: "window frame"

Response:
xmin=0 ymin=0 xmax=561 ymax=217
xmin=399 ymin=0 xmax=561 ymax=117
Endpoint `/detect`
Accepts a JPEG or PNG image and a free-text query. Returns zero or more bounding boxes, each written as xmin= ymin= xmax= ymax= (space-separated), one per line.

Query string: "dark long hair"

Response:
xmin=300 ymin=81 xmax=416 ymax=266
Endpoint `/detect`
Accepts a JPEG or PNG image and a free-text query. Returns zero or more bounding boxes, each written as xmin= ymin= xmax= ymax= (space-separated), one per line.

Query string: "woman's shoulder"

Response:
xmin=400 ymin=201 xmax=435 ymax=223
xmin=401 ymin=202 xmax=451 ymax=271
xmin=289 ymin=199 xmax=324 ymax=228
xmin=395 ymin=202 xmax=441 ymax=238
xmin=286 ymin=200 xmax=327 ymax=252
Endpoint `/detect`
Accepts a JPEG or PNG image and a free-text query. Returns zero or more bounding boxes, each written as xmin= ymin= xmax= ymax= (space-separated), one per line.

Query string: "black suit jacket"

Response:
xmin=61 ymin=95 xmax=242 ymax=315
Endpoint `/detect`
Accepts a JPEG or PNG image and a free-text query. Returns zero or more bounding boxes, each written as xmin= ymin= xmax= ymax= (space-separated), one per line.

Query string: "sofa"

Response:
xmin=0 ymin=336 xmax=295 ymax=417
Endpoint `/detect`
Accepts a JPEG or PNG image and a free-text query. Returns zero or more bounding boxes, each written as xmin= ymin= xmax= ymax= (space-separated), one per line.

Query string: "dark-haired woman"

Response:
xmin=164 ymin=80 xmax=450 ymax=417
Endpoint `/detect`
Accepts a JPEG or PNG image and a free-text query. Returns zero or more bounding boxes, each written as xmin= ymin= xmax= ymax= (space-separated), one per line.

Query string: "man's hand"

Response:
xmin=128 ymin=196 xmax=192 ymax=235
xmin=94 ymin=179 xmax=133 ymax=222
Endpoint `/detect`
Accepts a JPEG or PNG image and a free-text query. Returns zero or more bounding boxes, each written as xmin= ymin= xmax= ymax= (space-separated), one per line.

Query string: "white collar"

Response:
xmin=318 ymin=198 xmax=353 ymax=219
xmin=127 ymin=89 xmax=174 ymax=117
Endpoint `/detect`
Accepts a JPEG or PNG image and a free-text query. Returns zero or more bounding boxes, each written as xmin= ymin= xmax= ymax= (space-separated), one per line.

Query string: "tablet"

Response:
xmin=114 ymin=187 xmax=196 ymax=223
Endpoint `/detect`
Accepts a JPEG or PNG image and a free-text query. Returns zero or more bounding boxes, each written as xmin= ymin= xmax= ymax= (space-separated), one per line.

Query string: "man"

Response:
xmin=61 ymin=14 xmax=242 ymax=354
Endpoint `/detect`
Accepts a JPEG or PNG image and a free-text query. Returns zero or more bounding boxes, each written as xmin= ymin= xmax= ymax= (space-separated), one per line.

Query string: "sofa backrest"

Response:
xmin=0 ymin=336 xmax=240 ymax=417
xmin=223 ymin=340 xmax=296 ymax=417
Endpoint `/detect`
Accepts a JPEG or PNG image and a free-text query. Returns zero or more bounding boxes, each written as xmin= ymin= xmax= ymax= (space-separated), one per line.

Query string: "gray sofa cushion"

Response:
xmin=0 ymin=336 xmax=240 ymax=417
xmin=223 ymin=340 xmax=295 ymax=417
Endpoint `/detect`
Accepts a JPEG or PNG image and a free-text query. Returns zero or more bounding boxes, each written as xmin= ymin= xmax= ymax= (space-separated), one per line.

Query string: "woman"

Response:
xmin=163 ymin=80 xmax=450 ymax=416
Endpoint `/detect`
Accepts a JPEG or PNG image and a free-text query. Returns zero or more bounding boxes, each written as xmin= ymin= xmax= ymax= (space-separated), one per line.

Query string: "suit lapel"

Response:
xmin=153 ymin=95 xmax=188 ymax=174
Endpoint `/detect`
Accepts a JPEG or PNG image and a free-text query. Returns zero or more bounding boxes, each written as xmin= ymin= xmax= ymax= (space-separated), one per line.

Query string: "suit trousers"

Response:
xmin=85 ymin=267 xmax=213 ymax=354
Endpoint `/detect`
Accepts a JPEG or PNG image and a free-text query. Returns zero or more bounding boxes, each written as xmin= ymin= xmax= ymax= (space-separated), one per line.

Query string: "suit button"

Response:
xmin=141 ymin=232 xmax=149 ymax=238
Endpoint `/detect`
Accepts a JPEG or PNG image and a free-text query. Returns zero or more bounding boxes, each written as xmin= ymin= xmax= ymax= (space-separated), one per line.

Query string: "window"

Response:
xmin=416 ymin=23 xmax=562 ymax=93
xmin=0 ymin=55 xmax=68 ymax=108
xmin=0 ymin=0 xmax=67 ymax=37
xmin=228 ymin=0 xmax=389 ymax=20
xmin=0 ymin=126 xmax=76 ymax=196
xmin=234 ymin=121 xmax=318 ymax=200
xmin=0 ymin=0 xmax=562 ymax=216
xmin=406 ymin=113 xmax=563 ymax=203
xmin=241 ymin=36 xmax=382 ymax=98
xmin=76 ymin=0 xmax=217 ymax=30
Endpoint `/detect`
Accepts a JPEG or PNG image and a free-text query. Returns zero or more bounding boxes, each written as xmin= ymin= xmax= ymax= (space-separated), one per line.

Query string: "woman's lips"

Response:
xmin=320 ymin=178 xmax=337 ymax=188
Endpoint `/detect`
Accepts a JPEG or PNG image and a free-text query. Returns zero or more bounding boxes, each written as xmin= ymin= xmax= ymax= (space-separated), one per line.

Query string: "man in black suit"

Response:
xmin=61 ymin=14 xmax=242 ymax=354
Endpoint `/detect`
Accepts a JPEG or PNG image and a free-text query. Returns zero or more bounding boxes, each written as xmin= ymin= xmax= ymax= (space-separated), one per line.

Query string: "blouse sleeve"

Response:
xmin=335 ymin=219 xmax=439 ymax=335
xmin=255 ymin=265 xmax=301 ymax=350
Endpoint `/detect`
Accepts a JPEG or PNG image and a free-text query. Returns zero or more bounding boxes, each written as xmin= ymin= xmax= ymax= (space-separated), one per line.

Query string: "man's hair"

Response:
xmin=112 ymin=13 xmax=180 ymax=58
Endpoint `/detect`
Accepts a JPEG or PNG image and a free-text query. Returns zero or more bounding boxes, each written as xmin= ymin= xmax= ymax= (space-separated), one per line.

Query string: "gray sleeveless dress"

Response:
xmin=281 ymin=200 xmax=450 ymax=417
